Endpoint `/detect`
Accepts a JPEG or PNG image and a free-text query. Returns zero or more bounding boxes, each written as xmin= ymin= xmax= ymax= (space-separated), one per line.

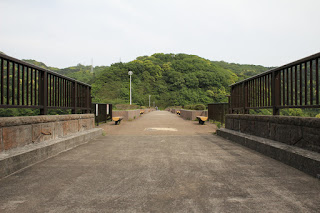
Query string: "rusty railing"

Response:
xmin=208 ymin=103 xmax=228 ymax=123
xmin=229 ymin=52 xmax=320 ymax=115
xmin=0 ymin=53 xmax=91 ymax=114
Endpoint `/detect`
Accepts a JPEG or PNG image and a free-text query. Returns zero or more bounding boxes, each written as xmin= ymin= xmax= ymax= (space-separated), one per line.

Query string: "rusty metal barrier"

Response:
xmin=0 ymin=53 xmax=91 ymax=114
xmin=229 ymin=52 xmax=320 ymax=115
xmin=208 ymin=103 xmax=228 ymax=123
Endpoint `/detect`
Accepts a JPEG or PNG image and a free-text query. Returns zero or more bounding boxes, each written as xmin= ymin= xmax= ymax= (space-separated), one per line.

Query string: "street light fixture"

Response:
xmin=128 ymin=71 xmax=133 ymax=105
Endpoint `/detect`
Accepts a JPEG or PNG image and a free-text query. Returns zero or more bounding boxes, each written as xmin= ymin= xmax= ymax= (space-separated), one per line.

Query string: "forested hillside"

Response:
xmin=22 ymin=53 xmax=271 ymax=108
xmin=91 ymin=53 xmax=271 ymax=107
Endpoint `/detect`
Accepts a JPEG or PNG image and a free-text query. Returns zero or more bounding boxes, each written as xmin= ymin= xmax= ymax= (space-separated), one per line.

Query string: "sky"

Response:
xmin=1 ymin=0 xmax=320 ymax=68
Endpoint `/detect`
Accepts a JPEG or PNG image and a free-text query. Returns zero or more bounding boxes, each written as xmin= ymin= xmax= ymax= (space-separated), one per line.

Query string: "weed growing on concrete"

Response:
xmin=210 ymin=120 xmax=224 ymax=129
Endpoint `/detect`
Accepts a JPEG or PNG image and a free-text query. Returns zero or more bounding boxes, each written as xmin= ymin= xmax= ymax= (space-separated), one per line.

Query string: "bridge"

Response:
xmin=0 ymin=111 xmax=319 ymax=212
xmin=0 ymin=53 xmax=319 ymax=212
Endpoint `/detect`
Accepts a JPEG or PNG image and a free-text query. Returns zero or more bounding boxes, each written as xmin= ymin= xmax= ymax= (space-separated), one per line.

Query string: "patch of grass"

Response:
xmin=102 ymin=131 xmax=107 ymax=136
xmin=210 ymin=120 xmax=224 ymax=129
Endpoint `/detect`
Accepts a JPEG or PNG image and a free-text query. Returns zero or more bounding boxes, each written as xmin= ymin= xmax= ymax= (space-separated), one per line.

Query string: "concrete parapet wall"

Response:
xmin=217 ymin=128 xmax=320 ymax=178
xmin=225 ymin=114 xmax=320 ymax=153
xmin=112 ymin=109 xmax=140 ymax=121
xmin=180 ymin=110 xmax=207 ymax=120
xmin=0 ymin=114 xmax=95 ymax=152
xmin=0 ymin=128 xmax=102 ymax=179
xmin=170 ymin=108 xmax=177 ymax=114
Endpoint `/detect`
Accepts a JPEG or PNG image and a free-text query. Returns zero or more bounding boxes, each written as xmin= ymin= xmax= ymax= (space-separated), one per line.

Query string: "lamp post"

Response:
xmin=128 ymin=71 xmax=133 ymax=105
xmin=149 ymin=95 xmax=151 ymax=107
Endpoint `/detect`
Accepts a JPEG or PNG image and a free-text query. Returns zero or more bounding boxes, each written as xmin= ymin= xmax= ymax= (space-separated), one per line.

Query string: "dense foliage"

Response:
xmin=22 ymin=53 xmax=271 ymax=109
xmin=91 ymin=53 xmax=271 ymax=108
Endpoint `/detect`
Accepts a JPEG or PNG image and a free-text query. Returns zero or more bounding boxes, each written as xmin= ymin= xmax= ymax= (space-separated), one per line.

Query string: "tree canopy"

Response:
xmin=21 ymin=53 xmax=271 ymax=108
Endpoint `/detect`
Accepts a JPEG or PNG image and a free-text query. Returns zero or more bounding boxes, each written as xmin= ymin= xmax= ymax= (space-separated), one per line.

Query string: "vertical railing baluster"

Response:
xmin=64 ymin=79 xmax=67 ymax=107
xmin=7 ymin=60 xmax=10 ymax=105
xmin=72 ymin=81 xmax=77 ymax=114
xmin=290 ymin=67 xmax=293 ymax=105
xmin=58 ymin=77 xmax=60 ymax=107
xmin=295 ymin=65 xmax=297 ymax=105
xmin=86 ymin=86 xmax=90 ymax=113
xmin=282 ymin=71 xmax=285 ymax=106
xmin=268 ymin=74 xmax=271 ymax=106
xmin=264 ymin=76 xmax=266 ymax=106
xmin=299 ymin=64 xmax=302 ymax=105
xmin=248 ymin=81 xmax=250 ymax=107
xmin=1 ymin=58 xmax=4 ymax=105
xmin=316 ymin=58 xmax=319 ymax=105
xmin=286 ymin=68 xmax=289 ymax=105
xmin=259 ymin=78 xmax=261 ymax=107
xmin=22 ymin=66 xmax=25 ymax=105
xmin=304 ymin=62 xmax=307 ymax=105
xmin=26 ymin=67 xmax=29 ymax=105
xmin=17 ymin=64 xmax=20 ymax=105
xmin=30 ymin=68 xmax=33 ymax=105
xmin=12 ymin=63 xmax=15 ymax=105
xmin=35 ymin=70 xmax=37 ymax=105
xmin=310 ymin=60 xmax=313 ymax=105
xmin=49 ymin=74 xmax=51 ymax=106
xmin=39 ymin=71 xmax=48 ymax=115
xmin=272 ymin=70 xmax=281 ymax=115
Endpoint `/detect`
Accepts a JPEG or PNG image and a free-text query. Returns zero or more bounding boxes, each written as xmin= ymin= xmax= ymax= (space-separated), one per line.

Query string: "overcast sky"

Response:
xmin=1 ymin=0 xmax=320 ymax=68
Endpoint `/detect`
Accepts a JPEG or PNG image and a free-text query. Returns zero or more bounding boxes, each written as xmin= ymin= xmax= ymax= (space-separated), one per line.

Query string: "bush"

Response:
xmin=194 ymin=104 xmax=206 ymax=110
xmin=316 ymin=114 xmax=320 ymax=118
xmin=184 ymin=105 xmax=192 ymax=109
xmin=115 ymin=104 xmax=140 ymax=110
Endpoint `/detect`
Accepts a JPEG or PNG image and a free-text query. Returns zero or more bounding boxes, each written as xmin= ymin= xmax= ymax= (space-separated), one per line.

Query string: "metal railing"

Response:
xmin=208 ymin=103 xmax=228 ymax=123
xmin=0 ymin=53 xmax=91 ymax=114
xmin=229 ymin=52 xmax=320 ymax=115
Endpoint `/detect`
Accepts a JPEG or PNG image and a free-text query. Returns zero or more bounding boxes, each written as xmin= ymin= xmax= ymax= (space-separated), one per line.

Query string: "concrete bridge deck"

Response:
xmin=0 ymin=111 xmax=319 ymax=212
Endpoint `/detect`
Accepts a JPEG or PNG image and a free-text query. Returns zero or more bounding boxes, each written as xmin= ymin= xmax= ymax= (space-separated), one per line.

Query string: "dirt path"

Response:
xmin=0 ymin=111 xmax=319 ymax=212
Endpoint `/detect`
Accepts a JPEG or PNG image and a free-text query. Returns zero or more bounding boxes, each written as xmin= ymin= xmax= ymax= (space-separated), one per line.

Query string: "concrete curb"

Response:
xmin=217 ymin=128 xmax=320 ymax=179
xmin=0 ymin=128 xmax=103 ymax=179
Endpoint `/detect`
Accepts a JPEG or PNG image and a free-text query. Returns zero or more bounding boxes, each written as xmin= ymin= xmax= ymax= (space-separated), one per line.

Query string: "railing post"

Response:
xmin=229 ymin=86 xmax=234 ymax=114
xmin=272 ymin=71 xmax=280 ymax=115
xmin=72 ymin=81 xmax=77 ymax=114
xmin=243 ymin=82 xmax=249 ymax=114
xmin=86 ymin=86 xmax=90 ymax=113
xmin=39 ymin=71 xmax=48 ymax=115
xmin=109 ymin=104 xmax=113 ymax=120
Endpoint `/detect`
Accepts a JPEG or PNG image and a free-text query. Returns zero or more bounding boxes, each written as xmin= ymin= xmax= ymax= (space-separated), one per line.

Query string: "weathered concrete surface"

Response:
xmin=0 ymin=111 xmax=319 ymax=212
xmin=0 ymin=114 xmax=95 ymax=151
xmin=180 ymin=109 xmax=208 ymax=121
xmin=225 ymin=114 xmax=320 ymax=153
xmin=0 ymin=128 xmax=102 ymax=179
xmin=112 ymin=109 xmax=141 ymax=121
xmin=217 ymin=128 xmax=320 ymax=178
